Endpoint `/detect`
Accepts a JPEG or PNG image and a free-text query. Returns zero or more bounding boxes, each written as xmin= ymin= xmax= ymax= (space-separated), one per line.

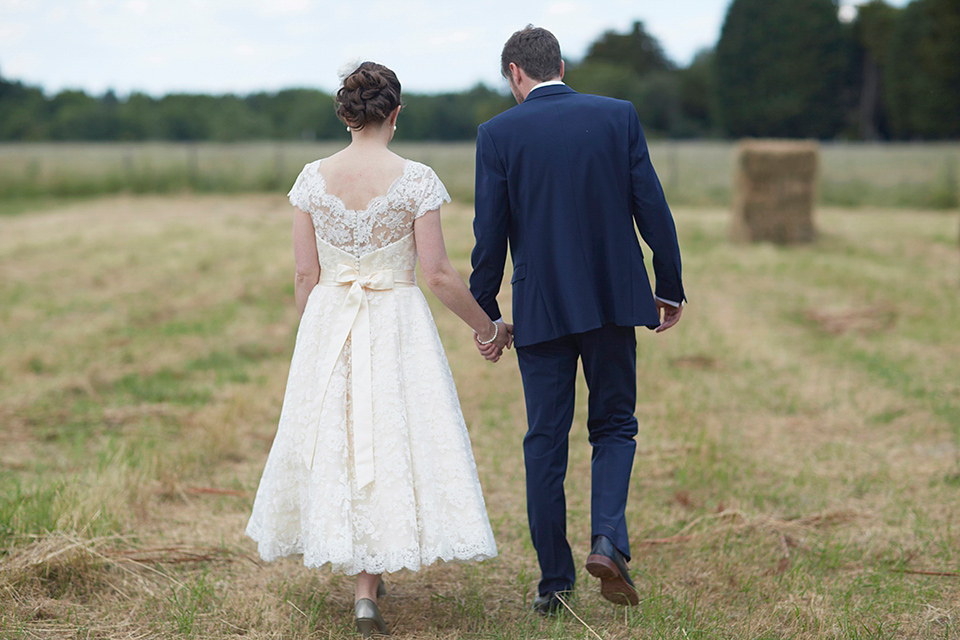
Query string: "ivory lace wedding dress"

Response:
xmin=245 ymin=158 xmax=497 ymax=575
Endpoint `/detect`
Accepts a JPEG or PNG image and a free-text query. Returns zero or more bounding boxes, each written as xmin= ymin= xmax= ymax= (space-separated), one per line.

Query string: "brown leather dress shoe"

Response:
xmin=585 ymin=535 xmax=639 ymax=606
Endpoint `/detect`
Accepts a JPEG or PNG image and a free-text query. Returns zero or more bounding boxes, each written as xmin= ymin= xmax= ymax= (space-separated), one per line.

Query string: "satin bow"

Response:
xmin=304 ymin=264 xmax=415 ymax=490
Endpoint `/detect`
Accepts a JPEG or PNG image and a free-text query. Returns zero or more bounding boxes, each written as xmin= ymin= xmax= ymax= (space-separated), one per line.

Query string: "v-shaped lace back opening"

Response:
xmin=287 ymin=157 xmax=451 ymax=261
xmin=316 ymin=159 xmax=411 ymax=213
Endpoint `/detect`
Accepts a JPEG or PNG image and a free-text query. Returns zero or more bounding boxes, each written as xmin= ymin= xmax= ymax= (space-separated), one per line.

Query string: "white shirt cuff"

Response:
xmin=655 ymin=296 xmax=682 ymax=308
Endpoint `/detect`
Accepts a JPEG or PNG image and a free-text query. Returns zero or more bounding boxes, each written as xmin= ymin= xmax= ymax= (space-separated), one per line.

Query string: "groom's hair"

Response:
xmin=501 ymin=25 xmax=563 ymax=82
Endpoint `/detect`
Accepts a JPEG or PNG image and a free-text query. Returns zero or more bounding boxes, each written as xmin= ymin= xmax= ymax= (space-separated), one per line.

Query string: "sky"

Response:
xmin=0 ymin=0 xmax=912 ymax=97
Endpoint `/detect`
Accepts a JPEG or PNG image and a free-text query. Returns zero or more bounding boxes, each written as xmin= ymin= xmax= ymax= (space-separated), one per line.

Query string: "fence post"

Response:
xmin=187 ymin=143 xmax=199 ymax=189
xmin=274 ymin=143 xmax=285 ymax=190
xmin=123 ymin=148 xmax=134 ymax=187
xmin=669 ymin=143 xmax=679 ymax=198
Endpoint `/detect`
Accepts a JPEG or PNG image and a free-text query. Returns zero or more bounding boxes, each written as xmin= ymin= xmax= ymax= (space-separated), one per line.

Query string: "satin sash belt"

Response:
xmin=303 ymin=264 xmax=416 ymax=489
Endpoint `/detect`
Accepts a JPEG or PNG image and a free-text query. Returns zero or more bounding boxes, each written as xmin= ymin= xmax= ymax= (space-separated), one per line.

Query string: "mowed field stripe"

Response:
xmin=1 ymin=196 xmax=958 ymax=639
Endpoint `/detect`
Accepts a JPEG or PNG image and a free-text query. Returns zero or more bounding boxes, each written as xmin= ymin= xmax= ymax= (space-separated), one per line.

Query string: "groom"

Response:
xmin=470 ymin=26 xmax=685 ymax=614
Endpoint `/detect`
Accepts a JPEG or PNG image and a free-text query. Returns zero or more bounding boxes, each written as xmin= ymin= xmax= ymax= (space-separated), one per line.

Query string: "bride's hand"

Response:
xmin=474 ymin=321 xmax=511 ymax=362
xmin=474 ymin=335 xmax=501 ymax=362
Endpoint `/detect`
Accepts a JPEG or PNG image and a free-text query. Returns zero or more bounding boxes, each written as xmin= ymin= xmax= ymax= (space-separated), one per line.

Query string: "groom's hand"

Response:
xmin=655 ymin=299 xmax=682 ymax=333
xmin=497 ymin=323 xmax=513 ymax=354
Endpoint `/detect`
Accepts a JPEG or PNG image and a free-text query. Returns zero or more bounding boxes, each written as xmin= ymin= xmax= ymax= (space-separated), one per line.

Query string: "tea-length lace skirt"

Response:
xmin=245 ymin=282 xmax=497 ymax=575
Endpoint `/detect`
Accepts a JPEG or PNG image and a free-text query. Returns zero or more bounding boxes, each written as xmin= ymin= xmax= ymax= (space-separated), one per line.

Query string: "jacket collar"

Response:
xmin=524 ymin=83 xmax=576 ymax=101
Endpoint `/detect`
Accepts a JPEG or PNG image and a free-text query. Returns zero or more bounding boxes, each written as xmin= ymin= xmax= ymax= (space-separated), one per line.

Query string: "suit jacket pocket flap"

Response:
xmin=510 ymin=264 xmax=526 ymax=283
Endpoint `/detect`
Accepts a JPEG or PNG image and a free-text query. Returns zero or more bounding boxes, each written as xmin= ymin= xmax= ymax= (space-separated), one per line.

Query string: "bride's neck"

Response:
xmin=348 ymin=122 xmax=393 ymax=149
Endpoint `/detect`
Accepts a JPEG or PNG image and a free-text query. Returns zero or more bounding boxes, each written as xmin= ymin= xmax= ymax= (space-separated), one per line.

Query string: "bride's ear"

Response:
xmin=388 ymin=105 xmax=401 ymax=128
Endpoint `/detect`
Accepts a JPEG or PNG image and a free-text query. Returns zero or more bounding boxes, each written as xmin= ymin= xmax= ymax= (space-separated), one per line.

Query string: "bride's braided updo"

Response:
xmin=335 ymin=62 xmax=402 ymax=131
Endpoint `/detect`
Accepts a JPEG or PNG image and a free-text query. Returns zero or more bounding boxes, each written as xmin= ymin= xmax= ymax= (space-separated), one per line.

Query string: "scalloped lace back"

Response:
xmin=288 ymin=158 xmax=450 ymax=260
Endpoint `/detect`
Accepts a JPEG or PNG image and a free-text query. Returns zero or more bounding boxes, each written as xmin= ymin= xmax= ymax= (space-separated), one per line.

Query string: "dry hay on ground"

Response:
xmin=805 ymin=304 xmax=898 ymax=335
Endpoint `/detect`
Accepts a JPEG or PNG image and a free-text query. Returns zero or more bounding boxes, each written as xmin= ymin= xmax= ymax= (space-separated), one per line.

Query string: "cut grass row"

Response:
xmin=1 ymin=195 xmax=958 ymax=638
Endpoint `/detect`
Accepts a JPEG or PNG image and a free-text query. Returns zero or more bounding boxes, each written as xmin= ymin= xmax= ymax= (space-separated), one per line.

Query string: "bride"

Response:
xmin=245 ymin=61 xmax=510 ymax=637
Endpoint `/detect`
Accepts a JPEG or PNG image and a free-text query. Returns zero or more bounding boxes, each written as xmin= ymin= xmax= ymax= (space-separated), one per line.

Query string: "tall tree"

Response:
xmin=850 ymin=1 xmax=899 ymax=139
xmin=0 ymin=69 xmax=48 ymax=140
xmin=568 ymin=22 xmax=721 ymax=137
xmin=715 ymin=0 xmax=849 ymax=138
xmin=677 ymin=49 xmax=718 ymax=135
xmin=583 ymin=21 xmax=674 ymax=76
xmin=885 ymin=0 xmax=960 ymax=139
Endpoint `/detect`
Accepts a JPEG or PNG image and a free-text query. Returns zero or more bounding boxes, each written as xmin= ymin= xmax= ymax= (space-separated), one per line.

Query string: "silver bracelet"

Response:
xmin=476 ymin=322 xmax=499 ymax=345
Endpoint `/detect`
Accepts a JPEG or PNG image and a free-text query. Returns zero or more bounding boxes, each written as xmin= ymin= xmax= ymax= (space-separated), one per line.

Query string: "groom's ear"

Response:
xmin=508 ymin=62 xmax=523 ymax=87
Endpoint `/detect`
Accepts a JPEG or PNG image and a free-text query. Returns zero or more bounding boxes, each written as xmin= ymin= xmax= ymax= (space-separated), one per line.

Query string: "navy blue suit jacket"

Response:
xmin=469 ymin=84 xmax=685 ymax=348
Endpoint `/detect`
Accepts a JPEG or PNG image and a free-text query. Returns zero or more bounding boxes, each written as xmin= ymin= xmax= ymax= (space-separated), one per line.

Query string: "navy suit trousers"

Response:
xmin=516 ymin=323 xmax=638 ymax=596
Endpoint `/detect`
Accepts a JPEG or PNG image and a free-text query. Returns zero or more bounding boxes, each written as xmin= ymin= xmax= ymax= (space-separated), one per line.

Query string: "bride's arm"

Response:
xmin=293 ymin=207 xmax=320 ymax=319
xmin=414 ymin=209 xmax=511 ymax=355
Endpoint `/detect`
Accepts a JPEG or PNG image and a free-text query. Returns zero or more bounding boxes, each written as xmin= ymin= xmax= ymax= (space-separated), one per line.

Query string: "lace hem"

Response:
xmin=246 ymin=531 xmax=498 ymax=575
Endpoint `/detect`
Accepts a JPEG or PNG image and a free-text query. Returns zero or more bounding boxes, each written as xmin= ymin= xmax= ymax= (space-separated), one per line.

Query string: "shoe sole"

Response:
xmin=586 ymin=554 xmax=639 ymax=606
xmin=356 ymin=617 xmax=388 ymax=637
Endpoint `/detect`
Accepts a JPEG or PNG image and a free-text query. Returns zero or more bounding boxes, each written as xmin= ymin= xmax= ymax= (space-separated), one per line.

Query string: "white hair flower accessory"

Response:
xmin=337 ymin=57 xmax=365 ymax=86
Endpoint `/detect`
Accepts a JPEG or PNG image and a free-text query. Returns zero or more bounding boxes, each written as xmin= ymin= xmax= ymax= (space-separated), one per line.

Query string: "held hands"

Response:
xmin=474 ymin=321 xmax=513 ymax=362
xmin=655 ymin=299 xmax=683 ymax=333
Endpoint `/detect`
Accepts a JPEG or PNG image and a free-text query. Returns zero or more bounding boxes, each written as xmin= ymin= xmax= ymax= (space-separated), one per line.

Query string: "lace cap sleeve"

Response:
xmin=415 ymin=166 xmax=452 ymax=218
xmin=287 ymin=163 xmax=312 ymax=211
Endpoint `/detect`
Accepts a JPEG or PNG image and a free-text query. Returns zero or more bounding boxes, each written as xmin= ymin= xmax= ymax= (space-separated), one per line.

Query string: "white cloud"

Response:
xmin=126 ymin=0 xmax=148 ymax=15
xmin=255 ymin=0 xmax=310 ymax=15
xmin=234 ymin=43 xmax=259 ymax=58
xmin=46 ymin=6 xmax=69 ymax=23
xmin=0 ymin=21 xmax=27 ymax=43
xmin=427 ymin=30 xmax=473 ymax=48
xmin=547 ymin=1 xmax=581 ymax=16
xmin=2 ymin=53 xmax=39 ymax=79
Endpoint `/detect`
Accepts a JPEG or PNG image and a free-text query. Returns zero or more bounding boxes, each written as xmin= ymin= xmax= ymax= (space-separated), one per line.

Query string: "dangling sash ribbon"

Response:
xmin=303 ymin=264 xmax=416 ymax=490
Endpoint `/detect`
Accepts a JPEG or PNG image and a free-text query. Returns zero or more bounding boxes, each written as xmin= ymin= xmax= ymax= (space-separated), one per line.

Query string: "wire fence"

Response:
xmin=1 ymin=140 xmax=957 ymax=209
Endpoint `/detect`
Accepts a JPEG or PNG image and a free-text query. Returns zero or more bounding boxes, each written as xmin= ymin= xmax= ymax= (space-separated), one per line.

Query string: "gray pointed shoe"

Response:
xmin=355 ymin=598 xmax=388 ymax=637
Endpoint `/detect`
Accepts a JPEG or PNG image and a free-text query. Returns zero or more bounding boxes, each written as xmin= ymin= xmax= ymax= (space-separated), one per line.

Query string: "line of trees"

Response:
xmin=0 ymin=0 xmax=957 ymax=142
xmin=714 ymin=0 xmax=960 ymax=140
xmin=0 ymin=81 xmax=515 ymax=143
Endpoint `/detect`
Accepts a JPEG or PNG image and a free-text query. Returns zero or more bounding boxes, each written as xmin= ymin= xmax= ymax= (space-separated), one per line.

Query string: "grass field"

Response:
xmin=1 ymin=190 xmax=959 ymax=638
xmin=1 ymin=140 xmax=958 ymax=210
